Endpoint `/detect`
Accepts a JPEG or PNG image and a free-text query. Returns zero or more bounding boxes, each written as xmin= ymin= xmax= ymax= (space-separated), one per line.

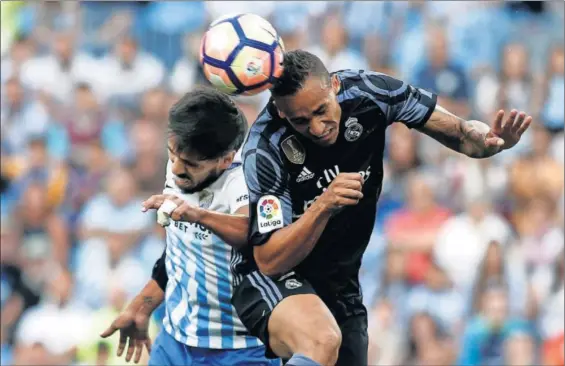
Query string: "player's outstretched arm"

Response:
xmin=100 ymin=279 xmax=164 ymax=363
xmin=417 ymin=106 xmax=532 ymax=159
xmin=142 ymin=194 xmax=250 ymax=249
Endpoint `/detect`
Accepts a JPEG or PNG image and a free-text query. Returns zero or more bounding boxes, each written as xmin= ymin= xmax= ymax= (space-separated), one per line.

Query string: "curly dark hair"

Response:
xmin=168 ymin=87 xmax=247 ymax=160
xmin=271 ymin=50 xmax=330 ymax=97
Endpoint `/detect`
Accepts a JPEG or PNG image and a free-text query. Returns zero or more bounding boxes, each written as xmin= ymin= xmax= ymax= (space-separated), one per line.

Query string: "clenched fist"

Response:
xmin=317 ymin=173 xmax=364 ymax=213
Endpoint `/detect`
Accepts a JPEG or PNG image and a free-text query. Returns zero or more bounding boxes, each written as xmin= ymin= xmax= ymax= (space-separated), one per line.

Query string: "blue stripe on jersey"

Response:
xmin=338 ymin=85 xmax=388 ymax=118
xmin=360 ymin=71 xmax=408 ymax=97
xmin=192 ymin=236 xmax=210 ymax=348
xmin=213 ymin=236 xmax=235 ymax=349
xmin=166 ymin=235 xmax=191 ymax=343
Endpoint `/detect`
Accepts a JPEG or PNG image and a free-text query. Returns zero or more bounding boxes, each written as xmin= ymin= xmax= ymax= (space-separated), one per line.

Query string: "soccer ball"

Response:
xmin=200 ymin=13 xmax=285 ymax=96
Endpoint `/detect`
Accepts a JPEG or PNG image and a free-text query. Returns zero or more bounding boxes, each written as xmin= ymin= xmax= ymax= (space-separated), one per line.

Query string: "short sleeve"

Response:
xmin=225 ymin=168 xmax=250 ymax=214
xmin=242 ymin=133 xmax=293 ymax=246
xmin=360 ymin=71 xmax=437 ymax=129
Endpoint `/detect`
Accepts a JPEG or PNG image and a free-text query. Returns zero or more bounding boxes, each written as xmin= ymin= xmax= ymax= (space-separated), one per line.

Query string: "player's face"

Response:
xmin=274 ymin=75 xmax=342 ymax=147
xmin=167 ymin=138 xmax=234 ymax=193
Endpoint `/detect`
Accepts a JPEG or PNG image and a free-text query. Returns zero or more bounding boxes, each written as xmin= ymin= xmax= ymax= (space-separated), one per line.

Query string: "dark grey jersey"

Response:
xmin=234 ymin=70 xmax=437 ymax=317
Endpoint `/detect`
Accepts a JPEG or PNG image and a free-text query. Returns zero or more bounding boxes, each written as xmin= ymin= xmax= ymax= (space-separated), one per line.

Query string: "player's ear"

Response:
xmin=219 ymin=151 xmax=236 ymax=169
xmin=331 ymin=74 xmax=340 ymax=94
xmin=272 ymin=100 xmax=285 ymax=119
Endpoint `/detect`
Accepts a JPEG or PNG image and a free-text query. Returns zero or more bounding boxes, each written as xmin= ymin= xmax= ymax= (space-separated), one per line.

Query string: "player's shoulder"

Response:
xmin=243 ymin=101 xmax=288 ymax=158
xmin=335 ymin=69 xmax=404 ymax=94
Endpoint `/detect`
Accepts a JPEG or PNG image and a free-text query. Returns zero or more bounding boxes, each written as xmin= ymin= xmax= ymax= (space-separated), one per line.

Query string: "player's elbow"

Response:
xmin=253 ymin=247 xmax=286 ymax=277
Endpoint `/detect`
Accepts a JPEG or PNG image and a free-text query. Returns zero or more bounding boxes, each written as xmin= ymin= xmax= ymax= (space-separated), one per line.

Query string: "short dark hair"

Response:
xmin=168 ymin=87 xmax=247 ymax=160
xmin=271 ymin=50 xmax=330 ymax=97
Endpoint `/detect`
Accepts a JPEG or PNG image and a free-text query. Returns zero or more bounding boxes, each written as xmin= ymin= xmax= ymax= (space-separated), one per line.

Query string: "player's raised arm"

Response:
xmin=361 ymin=71 xmax=532 ymax=158
xmin=244 ymin=133 xmax=364 ymax=277
xmin=418 ymin=106 xmax=532 ymax=159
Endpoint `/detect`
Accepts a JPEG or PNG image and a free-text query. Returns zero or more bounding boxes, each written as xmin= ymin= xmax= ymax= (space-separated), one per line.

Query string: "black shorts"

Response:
xmin=231 ymin=271 xmax=368 ymax=365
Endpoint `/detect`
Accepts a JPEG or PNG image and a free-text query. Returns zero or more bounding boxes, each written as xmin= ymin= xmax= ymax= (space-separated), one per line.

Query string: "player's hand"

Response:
xmin=485 ymin=109 xmax=532 ymax=151
xmin=142 ymin=194 xmax=203 ymax=223
xmin=317 ymin=173 xmax=364 ymax=213
xmin=100 ymin=308 xmax=152 ymax=363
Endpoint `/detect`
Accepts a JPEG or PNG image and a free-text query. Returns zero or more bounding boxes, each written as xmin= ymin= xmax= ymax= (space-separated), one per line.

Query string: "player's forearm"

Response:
xmin=197 ymin=209 xmax=249 ymax=250
xmin=254 ymin=201 xmax=333 ymax=277
xmin=420 ymin=105 xmax=501 ymax=159
xmin=128 ymin=279 xmax=164 ymax=315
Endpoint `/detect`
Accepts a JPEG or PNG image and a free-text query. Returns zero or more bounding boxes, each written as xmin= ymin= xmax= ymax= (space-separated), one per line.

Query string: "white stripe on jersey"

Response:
xmin=161 ymin=160 xmax=261 ymax=349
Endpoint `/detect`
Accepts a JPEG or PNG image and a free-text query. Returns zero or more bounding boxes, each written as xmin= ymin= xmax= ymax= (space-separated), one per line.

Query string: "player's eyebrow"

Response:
xmin=289 ymin=103 xmax=327 ymax=124
xmin=167 ymin=146 xmax=199 ymax=167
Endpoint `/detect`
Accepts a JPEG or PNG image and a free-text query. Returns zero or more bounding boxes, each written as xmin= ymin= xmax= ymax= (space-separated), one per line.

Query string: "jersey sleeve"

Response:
xmin=361 ymin=71 xmax=437 ymax=128
xmin=225 ymin=168 xmax=250 ymax=214
xmin=242 ymin=133 xmax=293 ymax=247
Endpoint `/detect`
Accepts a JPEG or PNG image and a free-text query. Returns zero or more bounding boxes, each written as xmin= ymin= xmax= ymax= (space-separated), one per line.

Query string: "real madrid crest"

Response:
xmin=199 ymin=190 xmax=214 ymax=209
xmin=281 ymin=135 xmax=306 ymax=165
xmin=344 ymin=117 xmax=363 ymax=142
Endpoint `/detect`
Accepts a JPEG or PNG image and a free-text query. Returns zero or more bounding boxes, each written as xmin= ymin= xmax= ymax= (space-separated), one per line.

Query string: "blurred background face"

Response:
xmin=504 ymin=333 xmax=535 ymax=366
xmin=410 ymin=313 xmax=438 ymax=345
xmin=405 ymin=174 xmax=435 ymax=212
xmin=388 ymin=125 xmax=418 ymax=170
xmin=426 ymin=25 xmax=448 ymax=68
xmin=481 ymin=288 xmax=508 ymax=328
xmin=28 ymin=139 xmax=48 ymax=170
xmin=275 ymin=75 xmax=342 ymax=146
xmin=46 ymin=270 xmax=73 ymax=305
xmin=52 ymin=33 xmax=74 ymax=61
xmin=531 ymin=124 xmax=552 ymax=157
xmin=116 ymin=37 xmax=138 ymax=65
xmin=550 ymin=46 xmax=564 ymax=75
xmin=106 ymin=168 xmax=137 ymax=207
xmin=467 ymin=199 xmax=490 ymax=222
xmin=75 ymin=86 xmax=98 ymax=111
xmin=385 ymin=249 xmax=405 ymax=282
xmin=167 ymin=137 xmax=226 ymax=193
xmin=21 ymin=183 xmax=49 ymax=225
xmin=485 ymin=241 xmax=503 ymax=275
xmin=141 ymin=89 xmax=168 ymax=122
xmin=425 ymin=264 xmax=450 ymax=290
xmin=321 ymin=13 xmax=347 ymax=55
xmin=11 ymin=38 xmax=35 ymax=63
xmin=5 ymin=78 xmax=24 ymax=105
xmin=503 ymin=44 xmax=528 ymax=79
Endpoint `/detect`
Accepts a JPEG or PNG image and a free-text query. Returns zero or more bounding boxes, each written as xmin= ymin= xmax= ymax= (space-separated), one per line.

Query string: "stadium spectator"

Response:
xmin=457 ymin=285 xmax=533 ymax=366
xmin=0 ymin=77 xmax=50 ymax=157
xmin=0 ymin=36 xmax=36 ymax=84
xmin=470 ymin=240 xmax=530 ymax=318
xmin=74 ymin=166 xmax=153 ymax=308
xmin=98 ymin=35 xmax=166 ymax=104
xmin=308 ymin=11 xmax=369 ymax=72
xmin=434 ymin=195 xmax=513 ymax=293
xmin=385 ymin=172 xmax=451 ymax=284
xmin=414 ymin=23 xmax=470 ymax=119
xmin=539 ymin=45 xmax=564 ymax=133
xmin=19 ymin=31 xmax=100 ymax=103
xmin=169 ymin=33 xmax=207 ymax=96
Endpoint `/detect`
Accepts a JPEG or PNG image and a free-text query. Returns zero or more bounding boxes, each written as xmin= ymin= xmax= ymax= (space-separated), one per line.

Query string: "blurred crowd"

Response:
xmin=0 ymin=1 xmax=563 ymax=365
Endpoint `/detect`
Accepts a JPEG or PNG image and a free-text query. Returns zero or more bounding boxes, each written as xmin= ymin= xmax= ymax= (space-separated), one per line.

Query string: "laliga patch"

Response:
xmin=257 ymin=195 xmax=284 ymax=234
xmin=344 ymin=117 xmax=363 ymax=142
xmin=281 ymin=135 xmax=306 ymax=165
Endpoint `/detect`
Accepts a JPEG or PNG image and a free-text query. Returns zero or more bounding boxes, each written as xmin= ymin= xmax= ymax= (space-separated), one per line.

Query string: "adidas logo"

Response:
xmin=296 ymin=167 xmax=315 ymax=183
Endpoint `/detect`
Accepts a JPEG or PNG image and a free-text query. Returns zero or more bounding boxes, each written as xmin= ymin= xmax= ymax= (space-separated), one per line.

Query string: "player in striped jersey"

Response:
xmin=101 ymin=88 xmax=279 ymax=366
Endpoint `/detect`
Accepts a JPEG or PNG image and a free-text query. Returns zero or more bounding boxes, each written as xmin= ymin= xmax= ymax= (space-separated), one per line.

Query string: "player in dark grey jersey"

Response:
xmin=230 ymin=50 xmax=532 ymax=366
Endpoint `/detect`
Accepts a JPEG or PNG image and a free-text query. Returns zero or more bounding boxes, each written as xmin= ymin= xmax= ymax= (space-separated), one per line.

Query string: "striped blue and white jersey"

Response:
xmin=161 ymin=153 xmax=261 ymax=349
